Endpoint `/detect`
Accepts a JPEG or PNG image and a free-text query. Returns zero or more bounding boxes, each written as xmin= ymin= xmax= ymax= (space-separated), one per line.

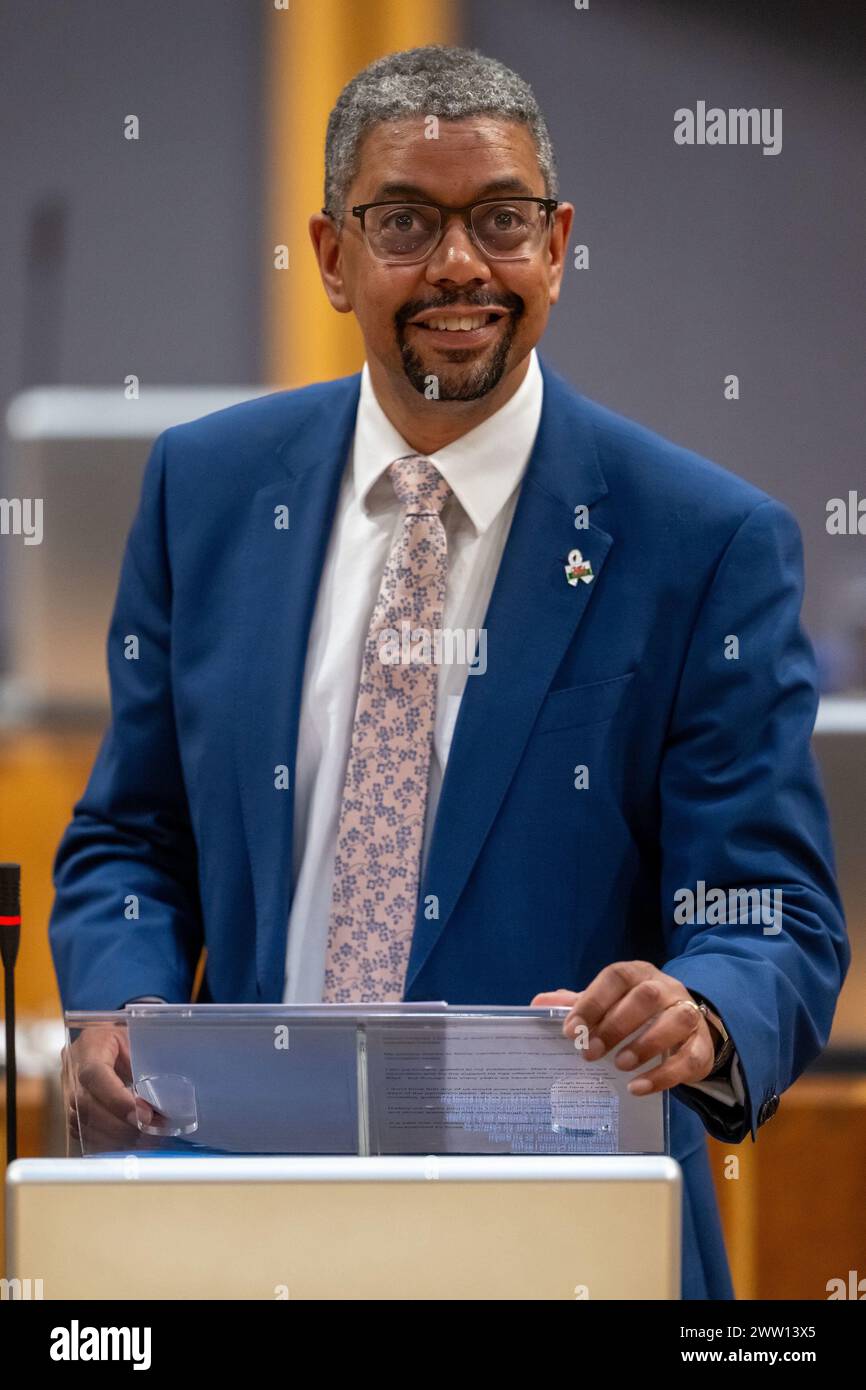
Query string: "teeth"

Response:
xmin=424 ymin=314 xmax=489 ymax=331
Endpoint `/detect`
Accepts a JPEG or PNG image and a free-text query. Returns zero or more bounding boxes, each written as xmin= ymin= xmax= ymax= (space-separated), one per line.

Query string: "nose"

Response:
xmin=424 ymin=214 xmax=491 ymax=287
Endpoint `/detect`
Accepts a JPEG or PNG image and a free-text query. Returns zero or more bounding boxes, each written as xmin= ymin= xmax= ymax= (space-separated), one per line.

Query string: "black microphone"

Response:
xmin=0 ymin=863 xmax=21 ymax=1165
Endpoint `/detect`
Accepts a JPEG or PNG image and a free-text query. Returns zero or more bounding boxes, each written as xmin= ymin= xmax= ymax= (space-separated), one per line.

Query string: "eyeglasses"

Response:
xmin=339 ymin=197 xmax=559 ymax=265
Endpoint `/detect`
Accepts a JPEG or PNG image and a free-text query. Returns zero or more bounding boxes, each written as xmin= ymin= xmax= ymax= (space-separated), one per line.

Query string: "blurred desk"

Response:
xmin=709 ymin=1072 xmax=866 ymax=1299
xmin=812 ymin=697 xmax=866 ymax=1049
xmin=0 ymin=728 xmax=102 ymax=1015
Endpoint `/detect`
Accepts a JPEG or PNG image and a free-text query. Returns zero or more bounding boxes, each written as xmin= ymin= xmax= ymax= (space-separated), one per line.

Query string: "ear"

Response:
xmin=309 ymin=213 xmax=353 ymax=314
xmin=546 ymin=202 xmax=575 ymax=307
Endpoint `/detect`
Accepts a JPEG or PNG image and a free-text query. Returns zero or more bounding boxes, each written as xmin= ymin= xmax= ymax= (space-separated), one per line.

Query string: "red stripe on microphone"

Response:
xmin=0 ymin=916 xmax=21 ymax=925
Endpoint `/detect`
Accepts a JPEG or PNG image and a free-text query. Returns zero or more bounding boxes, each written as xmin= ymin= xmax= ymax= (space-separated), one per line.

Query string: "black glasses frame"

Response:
xmin=331 ymin=196 xmax=560 ymax=262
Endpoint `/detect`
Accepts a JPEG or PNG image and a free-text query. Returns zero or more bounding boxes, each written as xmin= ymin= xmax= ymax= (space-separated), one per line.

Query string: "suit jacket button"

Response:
xmin=759 ymin=1093 xmax=780 ymax=1125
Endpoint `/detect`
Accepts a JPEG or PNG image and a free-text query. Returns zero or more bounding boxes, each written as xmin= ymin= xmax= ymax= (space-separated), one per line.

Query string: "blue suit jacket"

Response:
xmin=50 ymin=357 xmax=849 ymax=1299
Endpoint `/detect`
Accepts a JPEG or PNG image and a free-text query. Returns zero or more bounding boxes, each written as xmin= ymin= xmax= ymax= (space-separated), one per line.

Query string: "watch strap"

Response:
xmin=688 ymin=991 xmax=735 ymax=1077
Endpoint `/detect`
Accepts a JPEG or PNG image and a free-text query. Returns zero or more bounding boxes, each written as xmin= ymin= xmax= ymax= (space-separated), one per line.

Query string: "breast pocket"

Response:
xmin=533 ymin=671 xmax=636 ymax=735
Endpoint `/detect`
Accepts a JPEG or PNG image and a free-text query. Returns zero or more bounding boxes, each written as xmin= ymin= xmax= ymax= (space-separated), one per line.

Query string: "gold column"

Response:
xmin=265 ymin=0 xmax=457 ymax=387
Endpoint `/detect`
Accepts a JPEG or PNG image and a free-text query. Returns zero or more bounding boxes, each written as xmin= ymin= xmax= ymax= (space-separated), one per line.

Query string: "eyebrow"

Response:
xmin=369 ymin=177 xmax=538 ymax=202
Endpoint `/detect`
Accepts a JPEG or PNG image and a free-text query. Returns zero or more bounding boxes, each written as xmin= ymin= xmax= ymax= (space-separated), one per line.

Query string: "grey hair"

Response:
xmin=323 ymin=44 xmax=558 ymax=225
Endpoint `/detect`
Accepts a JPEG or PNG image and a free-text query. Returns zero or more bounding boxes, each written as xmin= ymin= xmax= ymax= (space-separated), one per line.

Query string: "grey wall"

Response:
xmin=0 ymin=0 xmax=265 ymax=673
xmin=0 ymin=0 xmax=264 ymax=399
xmin=465 ymin=0 xmax=866 ymax=675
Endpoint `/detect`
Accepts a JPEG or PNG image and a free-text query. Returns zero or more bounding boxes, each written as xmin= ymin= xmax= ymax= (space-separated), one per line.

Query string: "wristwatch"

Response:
xmin=688 ymin=991 xmax=735 ymax=1078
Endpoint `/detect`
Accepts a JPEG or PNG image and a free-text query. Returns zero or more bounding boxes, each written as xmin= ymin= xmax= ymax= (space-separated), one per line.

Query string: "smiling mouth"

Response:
xmin=408 ymin=309 xmax=509 ymax=334
xmin=405 ymin=315 xmax=508 ymax=347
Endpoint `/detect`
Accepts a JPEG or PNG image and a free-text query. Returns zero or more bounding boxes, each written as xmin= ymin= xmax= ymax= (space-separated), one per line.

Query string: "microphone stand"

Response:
xmin=0 ymin=863 xmax=21 ymax=1165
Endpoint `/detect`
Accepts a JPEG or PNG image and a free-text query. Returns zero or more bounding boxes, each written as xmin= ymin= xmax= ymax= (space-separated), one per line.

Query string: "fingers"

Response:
xmin=562 ymin=960 xmax=667 ymax=1042
xmin=623 ymin=1023 xmax=714 ymax=1095
xmin=78 ymin=1059 xmax=142 ymax=1124
xmin=71 ymin=1091 xmax=142 ymax=1149
xmin=614 ymin=998 xmax=708 ymax=1073
xmin=113 ymin=1030 xmax=134 ymax=1086
xmin=540 ymin=970 xmax=720 ymax=1097
xmin=554 ymin=963 xmax=719 ymax=1095
xmin=65 ymin=1025 xmax=152 ymax=1151
xmin=570 ymin=974 xmax=685 ymax=1058
xmin=530 ymin=989 xmax=580 ymax=1007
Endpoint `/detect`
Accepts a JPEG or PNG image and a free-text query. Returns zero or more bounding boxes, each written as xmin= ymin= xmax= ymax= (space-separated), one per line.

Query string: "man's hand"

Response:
xmin=62 ymin=1023 xmax=154 ymax=1150
xmin=531 ymin=960 xmax=720 ymax=1095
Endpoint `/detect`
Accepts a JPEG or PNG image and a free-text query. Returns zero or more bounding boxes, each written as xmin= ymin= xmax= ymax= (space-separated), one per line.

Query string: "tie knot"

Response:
xmin=388 ymin=455 xmax=452 ymax=516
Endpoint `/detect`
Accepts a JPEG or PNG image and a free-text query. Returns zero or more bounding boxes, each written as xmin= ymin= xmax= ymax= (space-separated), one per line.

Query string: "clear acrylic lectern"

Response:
xmin=63 ymin=1003 xmax=669 ymax=1158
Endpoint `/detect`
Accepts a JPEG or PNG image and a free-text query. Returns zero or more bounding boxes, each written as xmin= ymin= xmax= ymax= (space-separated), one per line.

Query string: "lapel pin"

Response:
xmin=565 ymin=548 xmax=594 ymax=586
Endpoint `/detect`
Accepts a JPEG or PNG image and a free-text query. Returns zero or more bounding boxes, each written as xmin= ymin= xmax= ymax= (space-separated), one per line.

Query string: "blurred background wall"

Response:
xmin=0 ymin=0 xmax=264 ymax=399
xmin=466 ymin=0 xmax=866 ymax=654
xmin=0 ymin=0 xmax=863 ymax=1298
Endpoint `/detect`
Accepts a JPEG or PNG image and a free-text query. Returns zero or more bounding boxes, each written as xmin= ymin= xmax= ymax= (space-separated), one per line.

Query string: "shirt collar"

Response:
xmin=352 ymin=348 xmax=544 ymax=535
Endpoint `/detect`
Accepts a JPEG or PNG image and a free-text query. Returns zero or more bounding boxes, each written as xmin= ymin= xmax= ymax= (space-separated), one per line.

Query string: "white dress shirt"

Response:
xmin=284 ymin=350 xmax=540 ymax=1002
xmin=280 ymin=348 xmax=744 ymax=1110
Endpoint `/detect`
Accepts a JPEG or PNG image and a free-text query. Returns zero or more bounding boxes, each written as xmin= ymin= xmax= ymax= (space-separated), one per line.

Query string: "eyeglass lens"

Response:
xmin=364 ymin=200 xmax=549 ymax=261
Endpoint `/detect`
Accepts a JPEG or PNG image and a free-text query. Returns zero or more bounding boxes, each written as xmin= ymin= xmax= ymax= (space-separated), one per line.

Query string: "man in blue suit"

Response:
xmin=50 ymin=47 xmax=848 ymax=1299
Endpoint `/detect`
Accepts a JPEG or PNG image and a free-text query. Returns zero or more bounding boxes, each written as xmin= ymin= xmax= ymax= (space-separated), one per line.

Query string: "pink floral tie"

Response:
xmin=322 ymin=455 xmax=452 ymax=1002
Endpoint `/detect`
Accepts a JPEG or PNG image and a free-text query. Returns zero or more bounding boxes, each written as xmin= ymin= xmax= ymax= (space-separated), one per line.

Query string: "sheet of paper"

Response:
xmin=365 ymin=1019 xmax=666 ymax=1155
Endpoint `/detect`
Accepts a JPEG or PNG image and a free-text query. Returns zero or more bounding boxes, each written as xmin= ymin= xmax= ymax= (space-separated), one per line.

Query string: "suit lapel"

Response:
xmin=405 ymin=361 xmax=612 ymax=992
xmin=233 ymin=375 xmax=361 ymax=998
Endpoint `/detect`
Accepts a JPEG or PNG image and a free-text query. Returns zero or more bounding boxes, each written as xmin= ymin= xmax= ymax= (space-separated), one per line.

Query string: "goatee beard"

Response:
xmin=395 ymin=295 xmax=523 ymax=401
